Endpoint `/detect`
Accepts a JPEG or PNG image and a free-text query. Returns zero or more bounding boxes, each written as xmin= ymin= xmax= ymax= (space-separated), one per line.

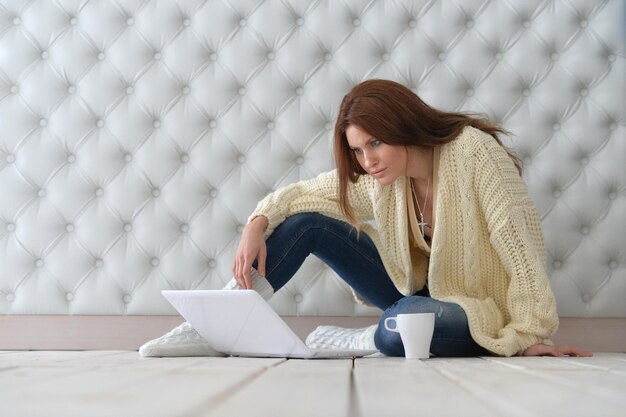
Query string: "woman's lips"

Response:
xmin=371 ymin=168 xmax=386 ymax=178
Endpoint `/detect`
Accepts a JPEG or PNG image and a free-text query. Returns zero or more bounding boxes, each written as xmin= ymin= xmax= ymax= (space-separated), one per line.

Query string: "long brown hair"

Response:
xmin=333 ymin=79 xmax=521 ymax=226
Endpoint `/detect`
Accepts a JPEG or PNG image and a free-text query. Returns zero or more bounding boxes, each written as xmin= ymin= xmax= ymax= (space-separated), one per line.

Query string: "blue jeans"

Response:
xmin=256 ymin=212 xmax=490 ymax=357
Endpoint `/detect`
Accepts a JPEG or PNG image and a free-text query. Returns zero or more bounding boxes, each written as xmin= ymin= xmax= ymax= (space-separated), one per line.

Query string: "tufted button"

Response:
xmin=466 ymin=88 xmax=474 ymax=97
xmin=69 ymin=17 xmax=77 ymax=26
xmin=95 ymin=258 xmax=103 ymax=268
xmin=179 ymin=223 xmax=189 ymax=233
xmin=236 ymin=224 xmax=245 ymax=233
xmin=38 ymin=189 xmax=46 ymax=198
xmin=494 ymin=52 xmax=503 ymax=61
xmin=465 ymin=19 xmax=474 ymax=29
xmin=266 ymin=121 xmax=275 ymax=130
xmin=66 ymin=293 xmax=74 ymax=301
xmin=381 ymin=52 xmax=390 ymax=61
xmin=6 ymin=223 xmax=16 ymax=232
xmin=152 ymin=119 xmax=161 ymax=128
xmin=124 ymin=153 xmax=132 ymax=163
xmin=324 ymin=52 xmax=332 ymax=61
xmin=181 ymin=85 xmax=190 ymax=95
xmin=238 ymin=87 xmax=246 ymax=96
xmin=266 ymin=51 xmax=275 ymax=60
xmin=239 ymin=18 xmax=247 ymax=27
xmin=67 ymin=85 xmax=76 ymax=94
xmin=209 ymin=119 xmax=217 ymax=128
xmin=580 ymin=88 xmax=589 ymax=97
xmin=123 ymin=223 xmax=132 ymax=232
xmin=523 ymin=156 xmax=532 ymax=165
xmin=609 ymin=122 xmax=617 ymax=131
xmin=522 ymin=88 xmax=531 ymax=97
xmin=123 ymin=294 xmax=132 ymax=304
xmin=67 ymin=154 xmax=76 ymax=163
xmin=97 ymin=52 xmax=105 ymax=61
xmin=579 ymin=19 xmax=588 ymax=28
xmin=550 ymin=52 xmax=559 ymax=61
xmin=607 ymin=54 xmax=616 ymax=62
xmin=580 ymin=156 xmax=589 ymax=165
xmin=209 ymin=188 xmax=218 ymax=198
xmin=552 ymin=122 xmax=561 ymax=131
xmin=522 ymin=19 xmax=531 ymax=28
xmin=408 ymin=19 xmax=417 ymax=28
xmin=10 ymin=85 xmax=19 ymax=94
xmin=237 ymin=154 xmax=246 ymax=164
xmin=295 ymin=17 xmax=304 ymax=26
xmin=150 ymin=258 xmax=160 ymax=267
xmin=180 ymin=153 xmax=190 ymax=163
xmin=582 ymin=294 xmax=591 ymax=303
xmin=35 ymin=258 xmax=44 ymax=268
xmin=295 ymin=86 xmax=304 ymax=95
xmin=96 ymin=119 xmax=104 ymax=128
xmin=609 ymin=260 xmax=618 ymax=269
xmin=552 ymin=189 xmax=562 ymax=198
xmin=352 ymin=18 xmax=361 ymax=27
xmin=126 ymin=86 xmax=134 ymax=95
xmin=66 ymin=223 xmax=75 ymax=233
xmin=41 ymin=50 xmax=49 ymax=60
xmin=6 ymin=153 xmax=15 ymax=163
xmin=6 ymin=293 xmax=15 ymax=302
xmin=208 ymin=259 xmax=217 ymax=269
xmin=324 ymin=122 xmax=333 ymax=131
xmin=552 ymin=260 xmax=562 ymax=269
xmin=295 ymin=156 xmax=305 ymax=165
xmin=40 ymin=118 xmax=48 ymax=127
xmin=580 ymin=226 xmax=590 ymax=235
xmin=13 ymin=16 xmax=21 ymax=26
xmin=153 ymin=51 xmax=162 ymax=60
xmin=437 ymin=52 xmax=446 ymax=61
xmin=126 ymin=17 xmax=135 ymax=26
xmin=95 ymin=187 xmax=104 ymax=197
xmin=209 ymin=52 xmax=218 ymax=61
xmin=182 ymin=18 xmax=191 ymax=27
xmin=152 ymin=188 xmax=160 ymax=197
xmin=294 ymin=293 xmax=303 ymax=303
xmin=608 ymin=191 xmax=617 ymax=200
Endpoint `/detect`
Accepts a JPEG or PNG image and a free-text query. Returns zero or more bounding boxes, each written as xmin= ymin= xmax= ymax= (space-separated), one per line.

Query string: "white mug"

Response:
xmin=384 ymin=312 xmax=435 ymax=359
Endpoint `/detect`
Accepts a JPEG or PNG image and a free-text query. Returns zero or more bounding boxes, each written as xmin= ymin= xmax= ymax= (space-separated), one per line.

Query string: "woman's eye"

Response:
xmin=352 ymin=148 xmax=362 ymax=155
xmin=371 ymin=140 xmax=380 ymax=147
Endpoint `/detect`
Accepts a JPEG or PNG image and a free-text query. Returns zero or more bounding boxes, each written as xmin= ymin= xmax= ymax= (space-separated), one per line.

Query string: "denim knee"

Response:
xmin=374 ymin=296 xmax=434 ymax=357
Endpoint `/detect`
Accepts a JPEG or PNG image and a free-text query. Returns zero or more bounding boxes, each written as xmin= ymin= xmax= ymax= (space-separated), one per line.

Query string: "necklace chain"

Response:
xmin=410 ymin=177 xmax=430 ymax=237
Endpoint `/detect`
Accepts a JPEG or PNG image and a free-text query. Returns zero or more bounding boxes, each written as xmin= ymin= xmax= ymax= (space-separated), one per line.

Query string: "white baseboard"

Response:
xmin=0 ymin=316 xmax=624 ymax=353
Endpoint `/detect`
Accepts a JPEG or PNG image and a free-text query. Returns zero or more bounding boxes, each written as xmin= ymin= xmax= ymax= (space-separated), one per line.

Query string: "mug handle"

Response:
xmin=384 ymin=317 xmax=400 ymax=333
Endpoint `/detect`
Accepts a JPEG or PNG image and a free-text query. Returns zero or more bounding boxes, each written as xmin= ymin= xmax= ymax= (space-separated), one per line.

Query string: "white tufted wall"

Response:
xmin=0 ymin=0 xmax=624 ymax=321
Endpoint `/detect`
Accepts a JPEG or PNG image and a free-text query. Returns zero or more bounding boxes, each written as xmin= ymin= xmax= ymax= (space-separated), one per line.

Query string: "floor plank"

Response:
xmin=204 ymin=358 xmax=354 ymax=417
xmin=426 ymin=357 xmax=625 ymax=417
xmin=0 ymin=354 xmax=284 ymax=417
xmin=353 ymin=356 xmax=503 ymax=417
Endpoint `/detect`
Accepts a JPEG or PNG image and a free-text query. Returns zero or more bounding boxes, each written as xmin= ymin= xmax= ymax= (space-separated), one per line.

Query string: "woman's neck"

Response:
xmin=406 ymin=147 xmax=433 ymax=183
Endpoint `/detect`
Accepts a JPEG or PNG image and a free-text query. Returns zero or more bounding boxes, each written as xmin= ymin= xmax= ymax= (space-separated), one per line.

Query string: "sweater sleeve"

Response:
xmin=472 ymin=135 xmax=559 ymax=355
xmin=248 ymin=170 xmax=376 ymax=236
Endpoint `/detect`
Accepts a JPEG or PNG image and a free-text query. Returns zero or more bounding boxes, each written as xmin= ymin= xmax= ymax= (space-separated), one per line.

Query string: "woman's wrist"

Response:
xmin=248 ymin=215 xmax=269 ymax=232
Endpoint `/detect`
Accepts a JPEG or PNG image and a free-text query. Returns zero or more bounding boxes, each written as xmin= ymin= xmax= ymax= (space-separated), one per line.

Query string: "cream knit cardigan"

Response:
xmin=249 ymin=126 xmax=559 ymax=357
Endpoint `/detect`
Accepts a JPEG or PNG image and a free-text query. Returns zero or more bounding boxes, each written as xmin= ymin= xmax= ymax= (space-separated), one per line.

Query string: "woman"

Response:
xmin=141 ymin=79 xmax=591 ymax=358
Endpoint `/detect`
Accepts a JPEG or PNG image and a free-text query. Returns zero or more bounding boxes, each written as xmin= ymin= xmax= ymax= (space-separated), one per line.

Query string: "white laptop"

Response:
xmin=162 ymin=289 xmax=378 ymax=359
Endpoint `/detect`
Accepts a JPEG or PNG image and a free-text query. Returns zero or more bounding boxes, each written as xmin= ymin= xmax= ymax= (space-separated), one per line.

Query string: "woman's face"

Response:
xmin=345 ymin=125 xmax=407 ymax=186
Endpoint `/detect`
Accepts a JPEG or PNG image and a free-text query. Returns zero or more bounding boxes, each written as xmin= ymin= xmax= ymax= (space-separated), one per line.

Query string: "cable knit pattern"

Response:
xmin=250 ymin=126 xmax=559 ymax=357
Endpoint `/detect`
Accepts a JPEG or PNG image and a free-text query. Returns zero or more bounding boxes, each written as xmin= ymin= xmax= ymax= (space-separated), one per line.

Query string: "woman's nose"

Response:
xmin=363 ymin=151 xmax=377 ymax=168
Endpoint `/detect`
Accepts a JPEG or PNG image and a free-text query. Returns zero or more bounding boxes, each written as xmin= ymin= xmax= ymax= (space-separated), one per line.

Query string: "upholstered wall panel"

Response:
xmin=0 ymin=0 xmax=623 ymax=318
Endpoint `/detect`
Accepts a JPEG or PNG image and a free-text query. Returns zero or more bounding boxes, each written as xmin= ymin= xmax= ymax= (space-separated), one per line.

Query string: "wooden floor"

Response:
xmin=1 ymin=351 xmax=625 ymax=417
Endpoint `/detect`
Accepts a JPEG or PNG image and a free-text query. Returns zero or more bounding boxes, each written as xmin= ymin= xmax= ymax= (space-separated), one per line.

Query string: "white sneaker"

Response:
xmin=139 ymin=321 xmax=226 ymax=357
xmin=305 ymin=324 xmax=378 ymax=351
xmin=139 ymin=270 xmax=274 ymax=357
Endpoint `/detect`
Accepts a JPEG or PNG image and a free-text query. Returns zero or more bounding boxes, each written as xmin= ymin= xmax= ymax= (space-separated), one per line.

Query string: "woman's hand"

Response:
xmin=522 ymin=343 xmax=592 ymax=357
xmin=232 ymin=216 xmax=269 ymax=289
